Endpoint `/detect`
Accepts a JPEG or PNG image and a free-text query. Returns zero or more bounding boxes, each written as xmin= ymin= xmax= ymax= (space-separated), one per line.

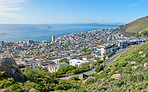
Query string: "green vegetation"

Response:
xmin=13 ymin=54 xmax=20 ymax=58
xmin=57 ymin=65 xmax=75 ymax=74
xmin=117 ymin=16 xmax=148 ymax=37
xmin=95 ymin=65 xmax=104 ymax=72
xmin=59 ymin=60 xmax=68 ymax=63
xmin=0 ymin=67 xmax=78 ymax=92
xmin=78 ymin=41 xmax=148 ymax=91
xmin=0 ymin=42 xmax=148 ymax=92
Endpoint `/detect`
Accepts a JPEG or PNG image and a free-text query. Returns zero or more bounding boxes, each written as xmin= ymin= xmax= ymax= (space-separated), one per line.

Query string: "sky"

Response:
xmin=0 ymin=0 xmax=147 ymax=24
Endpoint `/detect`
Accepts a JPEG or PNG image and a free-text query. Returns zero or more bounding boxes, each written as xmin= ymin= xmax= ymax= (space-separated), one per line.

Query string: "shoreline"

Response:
xmin=0 ymin=24 xmax=120 ymax=42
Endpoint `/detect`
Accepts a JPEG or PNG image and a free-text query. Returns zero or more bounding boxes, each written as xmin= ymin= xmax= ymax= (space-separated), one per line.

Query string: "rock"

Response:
xmin=97 ymin=70 xmax=103 ymax=75
xmin=131 ymin=61 xmax=136 ymax=64
xmin=83 ymin=77 xmax=97 ymax=84
xmin=79 ymin=74 xmax=88 ymax=80
xmin=138 ymin=51 xmax=143 ymax=54
xmin=110 ymin=74 xmax=121 ymax=79
xmin=0 ymin=57 xmax=26 ymax=82
xmin=144 ymin=63 xmax=148 ymax=68
xmin=0 ymin=89 xmax=12 ymax=92
xmin=132 ymin=66 xmax=138 ymax=70
xmin=142 ymin=54 xmax=147 ymax=58
xmin=89 ymin=64 xmax=95 ymax=69
xmin=29 ymin=88 xmax=40 ymax=92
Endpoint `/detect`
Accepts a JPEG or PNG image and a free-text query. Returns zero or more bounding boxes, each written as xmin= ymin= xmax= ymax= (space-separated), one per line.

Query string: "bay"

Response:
xmin=0 ymin=24 xmax=119 ymax=41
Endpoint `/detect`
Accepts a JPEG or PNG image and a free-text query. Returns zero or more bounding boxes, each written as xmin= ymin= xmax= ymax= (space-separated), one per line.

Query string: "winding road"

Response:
xmin=60 ymin=47 xmax=130 ymax=80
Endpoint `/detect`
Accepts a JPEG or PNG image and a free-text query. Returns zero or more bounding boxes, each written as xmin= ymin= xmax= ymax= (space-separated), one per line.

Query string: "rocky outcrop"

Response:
xmin=110 ymin=74 xmax=121 ymax=79
xmin=83 ymin=77 xmax=97 ymax=84
xmin=79 ymin=74 xmax=88 ymax=80
xmin=97 ymin=70 xmax=103 ymax=75
xmin=131 ymin=61 xmax=136 ymax=64
xmin=0 ymin=57 xmax=26 ymax=82
xmin=29 ymin=88 xmax=40 ymax=92
xmin=132 ymin=66 xmax=138 ymax=70
xmin=144 ymin=63 xmax=148 ymax=68
xmin=0 ymin=89 xmax=12 ymax=92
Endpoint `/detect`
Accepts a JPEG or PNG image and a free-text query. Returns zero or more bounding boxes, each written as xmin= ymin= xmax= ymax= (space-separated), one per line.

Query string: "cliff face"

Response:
xmin=0 ymin=57 xmax=26 ymax=82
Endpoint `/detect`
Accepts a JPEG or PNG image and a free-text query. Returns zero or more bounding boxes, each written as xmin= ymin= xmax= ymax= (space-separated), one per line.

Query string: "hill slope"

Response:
xmin=118 ymin=16 xmax=148 ymax=37
xmin=82 ymin=42 xmax=148 ymax=92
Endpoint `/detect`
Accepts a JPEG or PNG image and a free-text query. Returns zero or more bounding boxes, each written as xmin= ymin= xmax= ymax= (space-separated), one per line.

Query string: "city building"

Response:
xmin=69 ymin=59 xmax=89 ymax=67
xmin=52 ymin=35 xmax=55 ymax=42
xmin=100 ymin=44 xmax=119 ymax=60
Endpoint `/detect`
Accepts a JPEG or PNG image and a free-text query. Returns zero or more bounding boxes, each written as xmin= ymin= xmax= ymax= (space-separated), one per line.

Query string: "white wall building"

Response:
xmin=69 ymin=59 xmax=89 ymax=67
xmin=100 ymin=43 xmax=119 ymax=60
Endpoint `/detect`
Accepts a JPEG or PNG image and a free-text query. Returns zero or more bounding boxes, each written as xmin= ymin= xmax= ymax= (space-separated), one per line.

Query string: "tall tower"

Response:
xmin=52 ymin=35 xmax=55 ymax=42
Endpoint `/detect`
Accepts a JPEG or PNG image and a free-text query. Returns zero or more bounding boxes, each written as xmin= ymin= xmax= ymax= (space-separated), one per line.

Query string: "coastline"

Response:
xmin=0 ymin=24 xmax=120 ymax=42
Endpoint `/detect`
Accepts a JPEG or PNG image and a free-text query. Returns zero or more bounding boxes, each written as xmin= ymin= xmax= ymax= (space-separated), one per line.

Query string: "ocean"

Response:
xmin=0 ymin=24 xmax=119 ymax=41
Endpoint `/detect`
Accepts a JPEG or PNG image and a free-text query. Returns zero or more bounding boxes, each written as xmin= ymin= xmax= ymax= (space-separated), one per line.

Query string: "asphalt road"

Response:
xmin=105 ymin=47 xmax=130 ymax=65
xmin=60 ymin=47 xmax=130 ymax=80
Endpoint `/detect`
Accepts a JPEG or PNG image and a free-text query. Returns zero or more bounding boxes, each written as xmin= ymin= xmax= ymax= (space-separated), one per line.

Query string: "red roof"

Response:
xmin=82 ymin=54 xmax=93 ymax=59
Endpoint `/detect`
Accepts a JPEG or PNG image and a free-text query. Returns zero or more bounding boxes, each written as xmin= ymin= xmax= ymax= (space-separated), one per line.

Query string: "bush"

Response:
xmin=23 ymin=81 xmax=44 ymax=91
xmin=95 ymin=65 xmax=104 ymax=72
xmin=59 ymin=60 xmax=68 ymax=63
xmin=97 ymin=60 xmax=104 ymax=64
xmin=69 ymin=64 xmax=90 ymax=74
xmin=24 ymin=67 xmax=47 ymax=82
xmin=118 ymin=62 xmax=128 ymax=67
xmin=0 ymin=71 xmax=6 ymax=80
xmin=57 ymin=65 xmax=75 ymax=74
xmin=129 ymin=74 xmax=137 ymax=82
xmin=8 ymin=84 xmax=23 ymax=92
xmin=70 ymin=76 xmax=79 ymax=80
xmin=144 ymin=75 xmax=148 ymax=80
xmin=116 ymin=80 xmax=124 ymax=87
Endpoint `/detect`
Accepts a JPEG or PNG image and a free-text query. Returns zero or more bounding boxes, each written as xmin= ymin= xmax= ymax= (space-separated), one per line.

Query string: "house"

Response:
xmin=82 ymin=54 xmax=93 ymax=60
xmin=48 ymin=62 xmax=69 ymax=73
xmin=100 ymin=43 xmax=119 ymax=60
xmin=69 ymin=59 xmax=89 ymax=67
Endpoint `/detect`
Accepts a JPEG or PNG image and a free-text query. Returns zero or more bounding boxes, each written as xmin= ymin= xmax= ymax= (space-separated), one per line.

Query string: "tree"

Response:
xmin=95 ymin=65 xmax=104 ymax=72
xmin=24 ymin=67 xmax=46 ymax=82
xmin=78 ymin=57 xmax=83 ymax=60
xmin=59 ymin=60 xmax=68 ymax=63
xmin=57 ymin=65 xmax=75 ymax=74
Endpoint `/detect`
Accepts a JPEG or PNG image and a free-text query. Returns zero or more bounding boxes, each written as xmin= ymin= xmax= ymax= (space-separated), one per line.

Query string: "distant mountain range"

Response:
xmin=117 ymin=16 xmax=148 ymax=37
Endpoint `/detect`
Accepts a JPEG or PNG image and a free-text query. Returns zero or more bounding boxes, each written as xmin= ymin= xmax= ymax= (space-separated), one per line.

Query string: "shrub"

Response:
xmin=24 ymin=67 xmax=46 ymax=82
xmin=144 ymin=75 xmax=148 ymax=80
xmin=95 ymin=65 xmax=104 ymax=72
xmin=8 ymin=84 xmax=23 ymax=92
xmin=0 ymin=71 xmax=6 ymax=80
xmin=118 ymin=62 xmax=128 ymax=67
xmin=129 ymin=74 xmax=137 ymax=82
xmin=116 ymin=80 xmax=124 ymax=87
xmin=57 ymin=65 xmax=75 ymax=74
xmin=70 ymin=76 xmax=79 ymax=80
xmin=59 ymin=60 xmax=68 ymax=63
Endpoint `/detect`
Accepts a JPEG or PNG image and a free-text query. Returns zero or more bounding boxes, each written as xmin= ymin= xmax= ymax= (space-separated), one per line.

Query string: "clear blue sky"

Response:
xmin=0 ymin=0 xmax=147 ymax=24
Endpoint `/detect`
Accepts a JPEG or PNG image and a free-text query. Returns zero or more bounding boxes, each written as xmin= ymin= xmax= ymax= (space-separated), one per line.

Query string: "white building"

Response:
xmin=52 ymin=35 xmax=55 ymax=42
xmin=69 ymin=59 xmax=89 ymax=67
xmin=100 ymin=43 xmax=119 ymax=60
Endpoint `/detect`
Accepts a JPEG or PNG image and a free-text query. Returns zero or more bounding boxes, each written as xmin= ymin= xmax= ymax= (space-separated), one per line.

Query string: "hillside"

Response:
xmin=58 ymin=42 xmax=148 ymax=92
xmin=77 ymin=42 xmax=148 ymax=92
xmin=118 ymin=16 xmax=148 ymax=37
